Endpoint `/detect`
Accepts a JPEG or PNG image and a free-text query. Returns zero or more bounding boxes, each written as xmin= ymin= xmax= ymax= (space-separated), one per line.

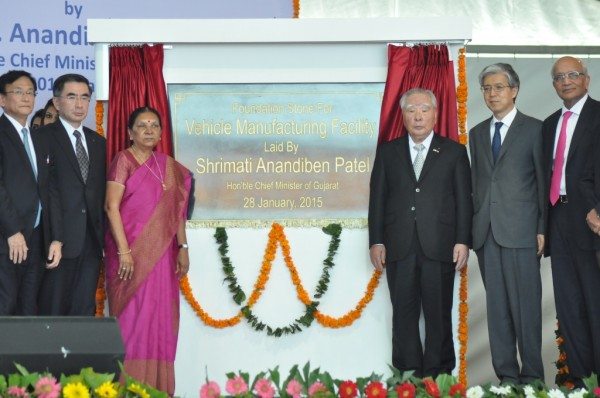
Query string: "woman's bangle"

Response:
xmin=117 ymin=249 xmax=132 ymax=255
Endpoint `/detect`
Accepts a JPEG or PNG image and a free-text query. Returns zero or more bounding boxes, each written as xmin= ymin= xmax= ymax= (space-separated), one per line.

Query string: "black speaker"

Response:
xmin=0 ymin=317 xmax=125 ymax=376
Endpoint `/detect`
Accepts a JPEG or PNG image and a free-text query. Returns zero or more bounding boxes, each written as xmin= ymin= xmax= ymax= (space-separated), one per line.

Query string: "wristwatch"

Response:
xmin=178 ymin=243 xmax=189 ymax=249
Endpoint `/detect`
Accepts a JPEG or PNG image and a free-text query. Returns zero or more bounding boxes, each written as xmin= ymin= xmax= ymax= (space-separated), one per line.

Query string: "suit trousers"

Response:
xmin=549 ymin=202 xmax=600 ymax=378
xmin=386 ymin=229 xmax=455 ymax=378
xmin=38 ymin=225 xmax=101 ymax=316
xmin=476 ymin=230 xmax=543 ymax=384
xmin=0 ymin=226 xmax=43 ymax=315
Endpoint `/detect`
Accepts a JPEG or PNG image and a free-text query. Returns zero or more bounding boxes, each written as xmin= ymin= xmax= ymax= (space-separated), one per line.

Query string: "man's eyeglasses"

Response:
xmin=4 ymin=90 xmax=37 ymax=97
xmin=480 ymin=85 xmax=511 ymax=94
xmin=552 ymin=71 xmax=585 ymax=83
xmin=58 ymin=94 xmax=91 ymax=103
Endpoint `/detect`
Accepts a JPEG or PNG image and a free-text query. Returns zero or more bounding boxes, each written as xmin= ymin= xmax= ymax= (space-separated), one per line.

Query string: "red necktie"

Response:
xmin=549 ymin=111 xmax=573 ymax=205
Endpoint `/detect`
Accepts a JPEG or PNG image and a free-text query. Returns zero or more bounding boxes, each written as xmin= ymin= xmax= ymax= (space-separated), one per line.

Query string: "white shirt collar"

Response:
xmin=4 ymin=113 xmax=27 ymax=133
xmin=59 ymin=116 xmax=84 ymax=135
xmin=408 ymin=131 xmax=434 ymax=150
xmin=492 ymin=106 xmax=517 ymax=127
xmin=562 ymin=94 xmax=588 ymax=116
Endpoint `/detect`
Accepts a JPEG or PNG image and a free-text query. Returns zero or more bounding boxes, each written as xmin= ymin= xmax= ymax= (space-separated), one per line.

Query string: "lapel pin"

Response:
xmin=432 ymin=147 xmax=440 ymax=153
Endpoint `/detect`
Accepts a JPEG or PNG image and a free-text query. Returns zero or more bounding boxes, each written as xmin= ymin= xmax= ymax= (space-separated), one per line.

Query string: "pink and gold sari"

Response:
xmin=105 ymin=150 xmax=191 ymax=395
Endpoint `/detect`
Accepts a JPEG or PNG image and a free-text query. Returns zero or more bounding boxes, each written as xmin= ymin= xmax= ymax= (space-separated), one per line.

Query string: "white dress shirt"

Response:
xmin=5 ymin=113 xmax=38 ymax=176
xmin=59 ymin=117 xmax=89 ymax=155
xmin=490 ymin=106 xmax=517 ymax=145
xmin=408 ymin=131 xmax=434 ymax=163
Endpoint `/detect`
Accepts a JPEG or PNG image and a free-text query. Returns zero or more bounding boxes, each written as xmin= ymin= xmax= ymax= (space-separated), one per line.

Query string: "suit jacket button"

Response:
xmin=411 ymin=206 xmax=415 ymax=211
xmin=415 ymin=188 xmax=420 ymax=192
xmin=82 ymin=209 xmax=86 ymax=214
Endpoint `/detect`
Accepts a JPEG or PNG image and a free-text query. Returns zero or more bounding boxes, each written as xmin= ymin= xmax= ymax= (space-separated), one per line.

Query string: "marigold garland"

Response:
xmin=293 ymin=0 xmax=300 ymax=18
xmin=314 ymin=269 xmax=381 ymax=328
xmin=180 ymin=275 xmax=242 ymax=327
xmin=95 ymin=100 xmax=106 ymax=317
xmin=555 ymin=320 xmax=574 ymax=388
xmin=456 ymin=48 xmax=468 ymax=146
xmin=180 ymin=223 xmax=382 ymax=335
xmin=456 ymin=46 xmax=468 ymax=387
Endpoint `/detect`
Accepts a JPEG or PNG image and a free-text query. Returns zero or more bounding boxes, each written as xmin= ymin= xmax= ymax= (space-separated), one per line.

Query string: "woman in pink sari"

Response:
xmin=105 ymin=106 xmax=192 ymax=395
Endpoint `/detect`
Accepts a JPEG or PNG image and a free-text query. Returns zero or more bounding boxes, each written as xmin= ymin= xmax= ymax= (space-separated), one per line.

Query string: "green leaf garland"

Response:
xmin=213 ymin=224 xmax=342 ymax=336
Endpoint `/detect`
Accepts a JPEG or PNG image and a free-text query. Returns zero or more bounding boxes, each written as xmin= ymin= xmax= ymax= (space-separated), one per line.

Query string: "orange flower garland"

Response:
xmin=314 ymin=270 xmax=382 ymax=328
xmin=293 ymin=0 xmax=300 ymax=18
xmin=456 ymin=47 xmax=469 ymax=387
xmin=180 ymin=275 xmax=242 ymax=328
xmin=95 ymin=100 xmax=106 ymax=317
xmin=180 ymin=223 xmax=381 ymax=331
xmin=456 ymin=48 xmax=468 ymax=146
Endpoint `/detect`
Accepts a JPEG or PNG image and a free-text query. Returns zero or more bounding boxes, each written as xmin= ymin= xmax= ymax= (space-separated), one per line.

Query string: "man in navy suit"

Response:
xmin=543 ymin=56 xmax=600 ymax=386
xmin=0 ymin=70 xmax=62 ymax=315
xmin=38 ymin=73 xmax=106 ymax=316
xmin=368 ymin=88 xmax=472 ymax=378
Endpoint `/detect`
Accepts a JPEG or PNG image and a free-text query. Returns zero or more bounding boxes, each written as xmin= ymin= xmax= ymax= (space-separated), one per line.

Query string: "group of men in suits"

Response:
xmin=369 ymin=56 xmax=600 ymax=386
xmin=0 ymin=70 xmax=105 ymax=316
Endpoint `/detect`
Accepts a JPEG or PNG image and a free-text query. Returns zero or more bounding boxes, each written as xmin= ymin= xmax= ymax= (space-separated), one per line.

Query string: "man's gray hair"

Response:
xmin=399 ymin=88 xmax=437 ymax=110
xmin=478 ymin=63 xmax=520 ymax=88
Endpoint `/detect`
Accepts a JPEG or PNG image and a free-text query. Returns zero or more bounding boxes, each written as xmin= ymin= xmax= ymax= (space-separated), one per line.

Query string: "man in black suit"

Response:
xmin=38 ymin=73 xmax=106 ymax=316
xmin=469 ymin=63 xmax=545 ymax=384
xmin=0 ymin=70 xmax=62 ymax=315
xmin=543 ymin=56 xmax=600 ymax=385
xmin=368 ymin=88 xmax=472 ymax=378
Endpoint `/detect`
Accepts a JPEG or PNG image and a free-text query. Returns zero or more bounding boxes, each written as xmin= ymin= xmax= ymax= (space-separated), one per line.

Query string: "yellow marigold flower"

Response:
xmin=127 ymin=383 xmax=151 ymax=398
xmin=63 ymin=382 xmax=91 ymax=398
xmin=94 ymin=381 xmax=118 ymax=398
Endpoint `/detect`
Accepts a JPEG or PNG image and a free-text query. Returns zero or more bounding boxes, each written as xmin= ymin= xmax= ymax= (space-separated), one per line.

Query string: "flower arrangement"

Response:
xmin=180 ymin=223 xmax=382 ymax=337
xmin=0 ymin=364 xmax=167 ymax=398
xmin=199 ymin=363 xmax=600 ymax=398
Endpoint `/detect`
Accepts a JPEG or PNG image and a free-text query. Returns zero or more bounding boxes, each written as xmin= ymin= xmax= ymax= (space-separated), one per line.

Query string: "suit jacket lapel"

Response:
xmin=53 ymin=122 xmax=85 ymax=183
xmin=393 ymin=137 xmax=416 ymax=183
xmin=567 ymin=98 xmax=593 ymax=164
xmin=496 ymin=111 xmax=523 ymax=164
xmin=84 ymin=128 xmax=98 ymax=182
xmin=478 ymin=117 xmax=494 ymax=167
xmin=418 ymin=134 xmax=442 ymax=182
xmin=544 ymin=110 xmax=560 ymax=169
xmin=0 ymin=115 xmax=37 ymax=180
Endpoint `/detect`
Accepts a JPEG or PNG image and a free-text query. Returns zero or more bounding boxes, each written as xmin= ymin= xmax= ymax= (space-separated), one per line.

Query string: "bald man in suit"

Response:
xmin=369 ymin=88 xmax=472 ymax=378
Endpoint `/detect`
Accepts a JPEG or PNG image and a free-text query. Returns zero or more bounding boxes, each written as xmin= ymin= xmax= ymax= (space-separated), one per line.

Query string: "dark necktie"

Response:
xmin=492 ymin=121 xmax=502 ymax=164
xmin=73 ymin=130 xmax=89 ymax=182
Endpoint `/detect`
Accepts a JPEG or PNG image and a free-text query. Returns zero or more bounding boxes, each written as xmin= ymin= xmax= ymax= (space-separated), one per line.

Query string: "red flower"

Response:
xmin=422 ymin=379 xmax=440 ymax=398
xmin=395 ymin=382 xmax=416 ymax=398
xmin=339 ymin=381 xmax=358 ymax=398
xmin=365 ymin=381 xmax=386 ymax=398
xmin=594 ymin=386 xmax=600 ymax=397
xmin=448 ymin=383 xmax=465 ymax=397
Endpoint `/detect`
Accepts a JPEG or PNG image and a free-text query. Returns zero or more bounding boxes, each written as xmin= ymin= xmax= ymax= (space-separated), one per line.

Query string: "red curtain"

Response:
xmin=142 ymin=45 xmax=173 ymax=156
xmin=378 ymin=44 xmax=458 ymax=144
xmin=107 ymin=44 xmax=173 ymax=163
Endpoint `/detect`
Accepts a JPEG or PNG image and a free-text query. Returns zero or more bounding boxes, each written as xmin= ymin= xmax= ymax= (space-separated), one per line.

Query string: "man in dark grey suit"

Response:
xmin=469 ymin=63 xmax=545 ymax=384
xmin=369 ymin=88 xmax=472 ymax=378
xmin=37 ymin=74 xmax=106 ymax=316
